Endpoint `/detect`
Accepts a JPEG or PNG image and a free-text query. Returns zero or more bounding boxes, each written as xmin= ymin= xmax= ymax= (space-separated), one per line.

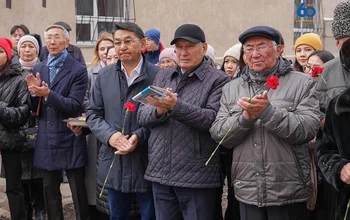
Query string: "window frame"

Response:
xmin=76 ymin=0 xmax=126 ymax=45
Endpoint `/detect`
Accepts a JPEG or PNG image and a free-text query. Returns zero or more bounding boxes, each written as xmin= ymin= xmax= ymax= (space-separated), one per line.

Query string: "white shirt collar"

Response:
xmin=121 ymin=57 xmax=143 ymax=86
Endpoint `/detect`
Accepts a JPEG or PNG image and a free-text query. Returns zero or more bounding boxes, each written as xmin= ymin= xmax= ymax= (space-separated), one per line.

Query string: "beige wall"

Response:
xmin=0 ymin=0 xmax=76 ymax=44
xmin=0 ymin=0 xmax=342 ymax=65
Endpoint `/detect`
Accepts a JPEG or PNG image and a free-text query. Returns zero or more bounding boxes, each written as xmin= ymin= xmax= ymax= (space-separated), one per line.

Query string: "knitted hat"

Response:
xmin=206 ymin=44 xmax=216 ymax=63
xmin=0 ymin=38 xmax=13 ymax=61
xmin=17 ymin=35 xmax=40 ymax=56
xmin=294 ymin=33 xmax=323 ymax=53
xmin=159 ymin=48 xmax=177 ymax=63
xmin=145 ymin=28 xmax=160 ymax=45
xmin=223 ymin=43 xmax=242 ymax=60
xmin=332 ymin=1 xmax=350 ymax=40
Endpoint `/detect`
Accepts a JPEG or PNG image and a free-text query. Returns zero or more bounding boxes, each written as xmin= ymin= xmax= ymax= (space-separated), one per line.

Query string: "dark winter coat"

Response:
xmin=86 ymin=56 xmax=159 ymax=193
xmin=30 ymin=55 xmax=88 ymax=171
xmin=138 ymin=58 xmax=230 ymax=188
xmin=0 ymin=62 xmax=30 ymax=150
xmin=317 ymin=87 xmax=350 ymax=219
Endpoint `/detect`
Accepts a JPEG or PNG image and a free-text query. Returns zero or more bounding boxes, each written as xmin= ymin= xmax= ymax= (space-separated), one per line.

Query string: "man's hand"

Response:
xmin=237 ymin=91 xmax=270 ymax=120
xmin=28 ymin=81 xmax=51 ymax=98
xmin=115 ymin=134 xmax=138 ymax=155
xmin=26 ymin=72 xmax=41 ymax=87
xmin=340 ymin=163 xmax=350 ymax=184
xmin=320 ymin=118 xmax=325 ymax=131
xmin=108 ymin=132 xmax=131 ymax=152
xmin=146 ymin=88 xmax=178 ymax=116
xmin=67 ymin=119 xmax=82 ymax=135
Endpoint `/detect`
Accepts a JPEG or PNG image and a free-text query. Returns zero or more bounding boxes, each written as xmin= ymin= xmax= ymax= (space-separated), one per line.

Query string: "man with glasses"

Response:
xmin=25 ymin=24 xmax=90 ymax=220
xmin=210 ymin=26 xmax=320 ymax=220
xmin=138 ymin=24 xmax=230 ymax=220
xmin=86 ymin=22 xmax=159 ymax=219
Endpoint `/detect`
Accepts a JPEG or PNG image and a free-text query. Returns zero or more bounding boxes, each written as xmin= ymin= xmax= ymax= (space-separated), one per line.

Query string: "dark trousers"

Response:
xmin=2 ymin=150 xmax=26 ymax=220
xmin=107 ymin=189 xmax=155 ymax=220
xmin=152 ymin=182 xmax=216 ymax=220
xmin=215 ymin=148 xmax=240 ymax=220
xmin=41 ymin=167 xmax=90 ymax=220
xmin=22 ymin=178 xmax=46 ymax=220
xmin=239 ymin=202 xmax=307 ymax=220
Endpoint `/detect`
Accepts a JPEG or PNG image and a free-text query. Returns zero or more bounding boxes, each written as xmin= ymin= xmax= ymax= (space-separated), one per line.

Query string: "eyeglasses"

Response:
xmin=45 ymin=36 xmax=66 ymax=42
xmin=114 ymin=39 xmax=139 ymax=48
xmin=243 ymin=45 xmax=275 ymax=54
xmin=303 ymin=64 xmax=320 ymax=74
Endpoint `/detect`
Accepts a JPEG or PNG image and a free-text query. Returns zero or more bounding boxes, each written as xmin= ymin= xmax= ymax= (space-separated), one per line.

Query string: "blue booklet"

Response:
xmin=132 ymin=85 xmax=166 ymax=105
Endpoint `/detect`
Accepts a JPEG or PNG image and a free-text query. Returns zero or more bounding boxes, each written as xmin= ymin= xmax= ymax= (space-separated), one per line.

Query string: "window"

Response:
xmin=75 ymin=0 xmax=135 ymax=43
xmin=293 ymin=0 xmax=324 ymax=42
xmin=6 ymin=0 xmax=11 ymax=9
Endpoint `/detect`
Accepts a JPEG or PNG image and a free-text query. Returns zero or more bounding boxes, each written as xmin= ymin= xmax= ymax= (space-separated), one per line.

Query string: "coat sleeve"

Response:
xmin=86 ymin=74 xmax=117 ymax=146
xmin=317 ymin=99 xmax=350 ymax=191
xmin=210 ymin=83 xmax=255 ymax=149
xmin=46 ymin=66 xmax=88 ymax=115
xmin=0 ymin=78 xmax=30 ymax=128
xmin=83 ymin=68 xmax=92 ymax=112
xmin=168 ymin=75 xmax=230 ymax=130
xmin=258 ymin=77 xmax=320 ymax=144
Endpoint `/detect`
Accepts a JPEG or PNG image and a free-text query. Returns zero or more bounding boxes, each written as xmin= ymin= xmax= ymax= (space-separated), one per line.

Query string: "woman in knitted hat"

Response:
xmin=17 ymin=34 xmax=47 ymax=220
xmin=293 ymin=33 xmax=323 ymax=72
xmin=220 ymin=43 xmax=242 ymax=78
xmin=0 ymin=37 xmax=30 ymax=219
xmin=158 ymin=48 xmax=177 ymax=69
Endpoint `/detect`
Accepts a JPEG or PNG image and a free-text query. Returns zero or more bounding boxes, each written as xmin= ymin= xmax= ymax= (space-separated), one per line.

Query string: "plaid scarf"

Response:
xmin=47 ymin=49 xmax=68 ymax=85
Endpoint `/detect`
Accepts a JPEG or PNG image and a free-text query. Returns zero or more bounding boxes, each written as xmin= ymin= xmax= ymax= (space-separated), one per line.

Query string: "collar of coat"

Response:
xmin=0 ymin=62 xmax=22 ymax=78
xmin=115 ymin=53 xmax=149 ymax=76
xmin=335 ymin=87 xmax=350 ymax=115
xmin=241 ymin=57 xmax=293 ymax=82
xmin=171 ymin=57 xmax=211 ymax=81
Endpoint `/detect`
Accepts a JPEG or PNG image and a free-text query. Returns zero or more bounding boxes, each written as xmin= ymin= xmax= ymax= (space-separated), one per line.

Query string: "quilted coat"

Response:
xmin=138 ymin=58 xmax=230 ymax=188
xmin=210 ymin=58 xmax=320 ymax=206
xmin=0 ymin=62 xmax=30 ymax=150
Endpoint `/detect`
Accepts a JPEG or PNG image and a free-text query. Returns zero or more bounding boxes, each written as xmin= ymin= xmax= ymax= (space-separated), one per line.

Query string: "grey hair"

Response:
xmin=44 ymin=25 xmax=70 ymax=39
xmin=271 ymin=40 xmax=278 ymax=51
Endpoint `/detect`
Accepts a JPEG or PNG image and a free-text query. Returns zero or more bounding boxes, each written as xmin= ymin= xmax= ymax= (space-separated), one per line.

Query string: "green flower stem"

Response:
xmin=205 ymin=84 xmax=266 ymax=166
xmin=344 ymin=198 xmax=350 ymax=220
xmin=99 ymin=155 xmax=116 ymax=198
xmin=318 ymin=74 xmax=327 ymax=86
xmin=100 ymin=109 xmax=130 ymax=198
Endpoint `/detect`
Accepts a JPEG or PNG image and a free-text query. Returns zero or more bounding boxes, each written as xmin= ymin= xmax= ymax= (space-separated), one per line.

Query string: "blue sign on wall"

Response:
xmin=297 ymin=3 xmax=316 ymax=18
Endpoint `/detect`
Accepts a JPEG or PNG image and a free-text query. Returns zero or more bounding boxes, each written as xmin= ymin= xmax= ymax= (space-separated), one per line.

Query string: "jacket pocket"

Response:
xmin=290 ymin=146 xmax=307 ymax=187
xmin=99 ymin=144 xmax=114 ymax=161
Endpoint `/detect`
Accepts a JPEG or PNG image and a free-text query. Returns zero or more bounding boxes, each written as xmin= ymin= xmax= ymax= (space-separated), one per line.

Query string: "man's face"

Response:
xmin=11 ymin=28 xmax=25 ymax=48
xmin=113 ymin=30 xmax=144 ymax=64
xmin=175 ymin=39 xmax=207 ymax=72
xmin=145 ymin=38 xmax=158 ymax=51
xmin=243 ymin=36 xmax=281 ymax=72
xmin=337 ymin=36 xmax=350 ymax=49
xmin=45 ymin=28 xmax=69 ymax=56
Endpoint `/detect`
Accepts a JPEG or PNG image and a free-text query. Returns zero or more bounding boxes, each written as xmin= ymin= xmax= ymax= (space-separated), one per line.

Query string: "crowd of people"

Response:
xmin=0 ymin=1 xmax=350 ymax=220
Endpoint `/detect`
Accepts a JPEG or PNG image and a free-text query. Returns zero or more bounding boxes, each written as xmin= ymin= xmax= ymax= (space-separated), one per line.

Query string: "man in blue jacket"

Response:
xmin=86 ymin=22 xmax=158 ymax=220
xmin=26 ymin=24 xmax=89 ymax=220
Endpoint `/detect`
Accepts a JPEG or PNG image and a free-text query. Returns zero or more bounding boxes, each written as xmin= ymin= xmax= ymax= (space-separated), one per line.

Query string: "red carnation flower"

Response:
xmin=124 ymin=102 xmax=136 ymax=112
xmin=266 ymin=75 xmax=279 ymax=90
xmin=311 ymin=66 xmax=324 ymax=78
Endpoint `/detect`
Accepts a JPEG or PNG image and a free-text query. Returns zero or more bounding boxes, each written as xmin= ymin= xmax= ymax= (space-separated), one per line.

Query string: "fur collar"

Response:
xmin=335 ymin=87 xmax=350 ymax=115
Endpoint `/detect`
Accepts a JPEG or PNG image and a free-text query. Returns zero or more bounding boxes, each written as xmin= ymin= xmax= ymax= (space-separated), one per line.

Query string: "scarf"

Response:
xmin=47 ymin=49 xmax=68 ymax=85
xmin=19 ymin=57 xmax=38 ymax=70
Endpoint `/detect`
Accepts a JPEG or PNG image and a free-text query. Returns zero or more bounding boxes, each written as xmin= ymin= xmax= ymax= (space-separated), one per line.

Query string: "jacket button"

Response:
xmin=47 ymin=121 xmax=49 ymax=124
xmin=256 ymin=172 xmax=260 ymax=176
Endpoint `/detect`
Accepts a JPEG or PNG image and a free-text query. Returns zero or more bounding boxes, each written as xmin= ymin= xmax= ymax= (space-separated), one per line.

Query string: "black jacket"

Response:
xmin=0 ymin=62 xmax=30 ymax=150
xmin=317 ymin=87 xmax=350 ymax=219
